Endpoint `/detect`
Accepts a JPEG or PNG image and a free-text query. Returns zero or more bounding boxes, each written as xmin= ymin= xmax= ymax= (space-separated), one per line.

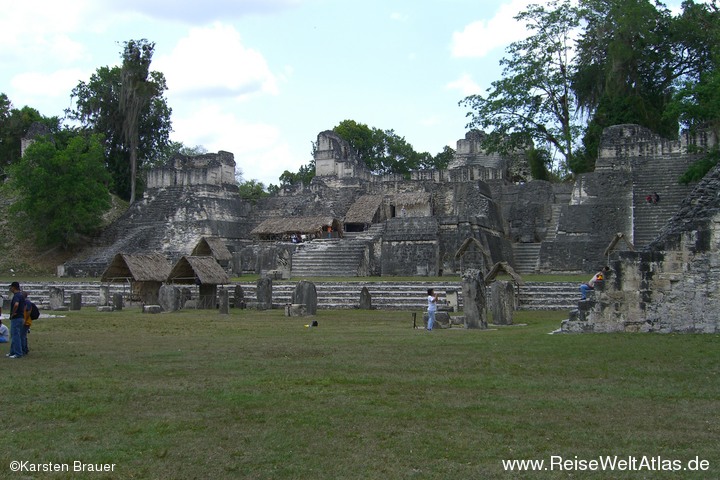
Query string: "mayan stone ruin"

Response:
xmin=61 ymin=124 xmax=719 ymax=332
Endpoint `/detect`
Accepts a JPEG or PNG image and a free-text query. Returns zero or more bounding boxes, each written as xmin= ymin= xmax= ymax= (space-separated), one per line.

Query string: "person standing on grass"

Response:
xmin=427 ymin=288 xmax=439 ymax=331
xmin=7 ymin=281 xmax=25 ymax=358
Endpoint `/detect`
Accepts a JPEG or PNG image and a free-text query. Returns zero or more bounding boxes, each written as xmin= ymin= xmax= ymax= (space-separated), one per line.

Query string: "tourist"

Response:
xmin=21 ymin=292 xmax=33 ymax=355
xmin=0 ymin=320 xmax=8 ymax=344
xmin=426 ymin=288 xmax=439 ymax=331
xmin=580 ymin=266 xmax=610 ymax=300
xmin=653 ymin=192 xmax=660 ymax=204
xmin=7 ymin=281 xmax=25 ymax=358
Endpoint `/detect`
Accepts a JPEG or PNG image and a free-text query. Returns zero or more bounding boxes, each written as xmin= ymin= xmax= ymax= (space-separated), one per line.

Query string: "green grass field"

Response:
xmin=2 ymin=308 xmax=719 ymax=479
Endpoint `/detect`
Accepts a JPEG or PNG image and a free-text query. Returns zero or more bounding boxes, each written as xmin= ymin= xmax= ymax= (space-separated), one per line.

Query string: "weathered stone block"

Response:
xmin=292 ymin=281 xmax=317 ymax=315
xmin=143 ymin=305 xmax=162 ymax=314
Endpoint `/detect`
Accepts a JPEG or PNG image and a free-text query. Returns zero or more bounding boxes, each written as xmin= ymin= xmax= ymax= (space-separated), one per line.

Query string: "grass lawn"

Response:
xmin=2 ymin=308 xmax=719 ymax=479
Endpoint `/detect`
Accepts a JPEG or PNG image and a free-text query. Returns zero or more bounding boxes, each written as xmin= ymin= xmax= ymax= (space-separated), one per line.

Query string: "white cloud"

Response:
xmin=446 ymin=73 xmax=483 ymax=96
xmin=451 ymin=0 xmax=533 ymax=58
xmin=11 ymin=68 xmax=91 ymax=99
xmin=155 ymin=23 xmax=278 ymax=100
xmin=171 ymin=103 xmax=298 ymax=185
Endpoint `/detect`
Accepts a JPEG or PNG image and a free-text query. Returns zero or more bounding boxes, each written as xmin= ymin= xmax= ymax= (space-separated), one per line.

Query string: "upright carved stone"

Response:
xmin=489 ymin=281 xmax=514 ymax=325
xmin=234 ymin=285 xmax=246 ymax=309
xmin=359 ymin=286 xmax=372 ymax=309
xmin=462 ymin=269 xmax=487 ymax=329
xmin=292 ymin=281 xmax=317 ymax=315
xmin=159 ymin=285 xmax=181 ymax=312
xmin=49 ymin=287 xmax=65 ymax=311
xmin=256 ymin=277 xmax=273 ymax=310
xmin=112 ymin=293 xmax=123 ymax=311
xmin=218 ymin=289 xmax=229 ymax=315
xmin=69 ymin=293 xmax=82 ymax=311
xmin=99 ymin=286 xmax=110 ymax=307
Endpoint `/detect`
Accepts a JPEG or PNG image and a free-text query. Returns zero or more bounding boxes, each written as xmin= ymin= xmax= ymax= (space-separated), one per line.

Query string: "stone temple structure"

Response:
xmin=64 ymin=125 xmax=716 ymax=294
xmin=561 ymin=160 xmax=720 ymax=333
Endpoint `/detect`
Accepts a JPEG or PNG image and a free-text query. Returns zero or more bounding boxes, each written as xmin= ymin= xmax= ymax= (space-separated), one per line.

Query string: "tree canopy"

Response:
xmin=6 ymin=132 xmax=111 ymax=249
xmin=67 ymin=39 xmax=172 ymax=202
xmin=462 ymin=0 xmax=720 ymax=177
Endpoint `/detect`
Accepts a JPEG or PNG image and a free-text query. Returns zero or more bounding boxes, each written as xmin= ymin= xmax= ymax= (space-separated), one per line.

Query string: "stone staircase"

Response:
xmin=512 ymin=243 xmax=541 ymax=274
xmin=290 ymin=240 xmax=368 ymax=277
xmin=632 ymin=156 xmax=696 ymax=247
xmin=11 ymin=280 xmax=581 ymax=312
xmin=290 ymin=224 xmax=384 ymax=277
xmin=545 ymin=204 xmax=563 ymax=241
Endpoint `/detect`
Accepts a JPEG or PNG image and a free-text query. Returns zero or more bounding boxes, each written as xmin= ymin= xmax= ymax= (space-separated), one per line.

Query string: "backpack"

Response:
xmin=30 ymin=302 xmax=40 ymax=320
xmin=24 ymin=302 xmax=39 ymax=327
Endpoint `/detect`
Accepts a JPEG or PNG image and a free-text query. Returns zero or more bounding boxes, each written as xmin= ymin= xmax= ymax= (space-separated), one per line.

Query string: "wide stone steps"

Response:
xmin=512 ymin=243 xmax=541 ymax=275
xmin=11 ymin=281 xmax=582 ymax=312
xmin=632 ymin=156 xmax=695 ymax=247
xmin=291 ymin=240 xmax=368 ymax=277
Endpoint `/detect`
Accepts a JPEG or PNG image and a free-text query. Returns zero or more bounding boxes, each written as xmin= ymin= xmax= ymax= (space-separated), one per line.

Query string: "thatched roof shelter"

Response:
xmin=101 ymin=253 xmax=171 ymax=283
xmin=192 ymin=236 xmax=232 ymax=262
xmin=484 ymin=262 xmax=524 ymax=286
xmin=250 ymin=216 xmax=341 ymax=239
xmin=344 ymin=195 xmax=383 ymax=224
xmin=603 ymin=232 xmax=635 ymax=257
xmin=167 ymin=256 xmax=230 ymax=285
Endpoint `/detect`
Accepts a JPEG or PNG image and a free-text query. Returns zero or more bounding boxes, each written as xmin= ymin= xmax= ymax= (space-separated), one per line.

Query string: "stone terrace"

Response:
xmin=10 ymin=280 xmax=580 ymax=312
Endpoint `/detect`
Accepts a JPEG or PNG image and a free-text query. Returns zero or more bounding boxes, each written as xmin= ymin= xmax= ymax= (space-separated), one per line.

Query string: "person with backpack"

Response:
xmin=22 ymin=292 xmax=39 ymax=356
xmin=7 ymin=282 xmax=25 ymax=358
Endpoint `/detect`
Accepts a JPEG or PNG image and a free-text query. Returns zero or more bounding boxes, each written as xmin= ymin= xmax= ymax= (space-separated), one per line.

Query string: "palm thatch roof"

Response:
xmin=391 ymin=192 xmax=431 ymax=206
xmin=250 ymin=216 xmax=341 ymax=236
xmin=167 ymin=256 xmax=230 ymax=285
xmin=603 ymin=232 xmax=635 ymax=257
xmin=192 ymin=236 xmax=232 ymax=262
xmin=484 ymin=262 xmax=524 ymax=286
xmin=344 ymin=195 xmax=383 ymax=224
xmin=101 ymin=253 xmax=171 ymax=283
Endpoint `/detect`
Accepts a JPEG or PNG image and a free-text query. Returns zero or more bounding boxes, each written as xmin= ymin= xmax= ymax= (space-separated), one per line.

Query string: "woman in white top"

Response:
xmin=427 ymin=288 xmax=438 ymax=331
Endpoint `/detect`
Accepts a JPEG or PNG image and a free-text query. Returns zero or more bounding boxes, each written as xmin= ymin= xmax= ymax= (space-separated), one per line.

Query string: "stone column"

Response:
xmin=462 ymin=269 xmax=487 ymax=329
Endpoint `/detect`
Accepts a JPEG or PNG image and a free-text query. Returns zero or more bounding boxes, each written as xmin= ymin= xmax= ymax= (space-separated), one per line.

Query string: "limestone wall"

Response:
xmin=562 ymin=163 xmax=720 ymax=333
xmin=146 ymin=151 xmax=236 ymax=189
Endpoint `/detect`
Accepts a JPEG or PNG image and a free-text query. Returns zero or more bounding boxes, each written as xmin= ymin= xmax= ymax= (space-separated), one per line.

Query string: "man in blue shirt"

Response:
xmin=7 ymin=282 xmax=25 ymax=358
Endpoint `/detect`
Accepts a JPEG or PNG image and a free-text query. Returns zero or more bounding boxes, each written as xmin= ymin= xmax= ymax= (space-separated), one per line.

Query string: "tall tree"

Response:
xmin=7 ymin=133 xmax=111 ymax=248
xmin=120 ymin=39 xmax=155 ymax=204
xmin=572 ymin=0 xmax=679 ymax=171
xmin=461 ymin=0 xmax=581 ymax=176
xmin=67 ymin=40 xmax=172 ymax=202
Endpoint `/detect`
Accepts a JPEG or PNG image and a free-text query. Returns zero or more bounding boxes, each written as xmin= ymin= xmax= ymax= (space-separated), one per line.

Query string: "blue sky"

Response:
xmin=0 ymin=0 xmax=688 ymax=187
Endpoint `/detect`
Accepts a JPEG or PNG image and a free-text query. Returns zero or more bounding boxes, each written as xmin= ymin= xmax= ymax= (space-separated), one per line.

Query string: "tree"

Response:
xmin=460 ymin=0 xmax=582 ymax=176
xmin=120 ymin=39 xmax=156 ymax=204
xmin=7 ymin=133 xmax=111 ymax=249
xmin=332 ymin=120 xmax=434 ymax=176
xmin=67 ymin=40 xmax=172 ymax=202
xmin=0 ymin=94 xmax=58 ymax=177
xmin=238 ymin=179 xmax=269 ymax=204
xmin=573 ymin=0 xmax=679 ymax=171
